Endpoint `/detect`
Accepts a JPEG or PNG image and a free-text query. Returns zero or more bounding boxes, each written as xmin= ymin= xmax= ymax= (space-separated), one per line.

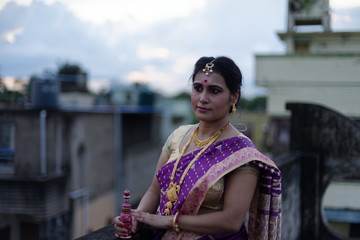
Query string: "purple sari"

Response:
xmin=155 ymin=135 xmax=282 ymax=240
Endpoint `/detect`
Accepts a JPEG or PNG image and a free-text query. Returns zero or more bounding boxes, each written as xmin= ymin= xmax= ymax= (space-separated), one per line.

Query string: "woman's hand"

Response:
xmin=113 ymin=213 xmax=137 ymax=238
xmin=132 ymin=211 xmax=173 ymax=230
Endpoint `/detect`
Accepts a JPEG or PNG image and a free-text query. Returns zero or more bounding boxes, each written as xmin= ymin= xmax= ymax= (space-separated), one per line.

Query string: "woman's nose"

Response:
xmin=199 ymin=91 xmax=208 ymax=102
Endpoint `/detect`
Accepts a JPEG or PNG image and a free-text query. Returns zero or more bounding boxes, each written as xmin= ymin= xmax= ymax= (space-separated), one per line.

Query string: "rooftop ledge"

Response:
xmin=76 ymin=224 xmax=115 ymax=240
xmin=76 ymin=223 xmax=153 ymax=240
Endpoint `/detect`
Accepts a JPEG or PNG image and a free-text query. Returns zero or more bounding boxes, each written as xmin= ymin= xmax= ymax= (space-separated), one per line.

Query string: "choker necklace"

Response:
xmin=193 ymin=122 xmax=229 ymax=148
xmin=164 ymin=122 xmax=229 ymax=215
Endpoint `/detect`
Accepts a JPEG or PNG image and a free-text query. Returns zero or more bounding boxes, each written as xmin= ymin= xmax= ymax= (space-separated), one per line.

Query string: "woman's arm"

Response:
xmin=114 ymin=149 xmax=170 ymax=238
xmin=134 ymin=167 xmax=259 ymax=234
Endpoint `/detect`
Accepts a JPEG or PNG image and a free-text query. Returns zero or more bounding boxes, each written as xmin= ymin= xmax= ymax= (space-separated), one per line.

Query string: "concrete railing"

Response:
xmin=76 ymin=224 xmax=115 ymax=240
xmin=76 ymin=223 xmax=154 ymax=240
xmin=280 ymin=103 xmax=360 ymax=240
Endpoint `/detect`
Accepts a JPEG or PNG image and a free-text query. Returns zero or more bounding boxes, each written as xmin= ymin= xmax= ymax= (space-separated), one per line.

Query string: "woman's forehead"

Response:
xmin=194 ymin=72 xmax=226 ymax=85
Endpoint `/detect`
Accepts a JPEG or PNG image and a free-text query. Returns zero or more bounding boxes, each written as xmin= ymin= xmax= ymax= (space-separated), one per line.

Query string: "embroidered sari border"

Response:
xmin=180 ymin=146 xmax=281 ymax=215
xmin=156 ymin=134 xmax=282 ymax=240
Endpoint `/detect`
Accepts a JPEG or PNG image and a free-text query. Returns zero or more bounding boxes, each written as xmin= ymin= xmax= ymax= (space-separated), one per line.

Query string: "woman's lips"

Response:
xmin=197 ymin=106 xmax=210 ymax=112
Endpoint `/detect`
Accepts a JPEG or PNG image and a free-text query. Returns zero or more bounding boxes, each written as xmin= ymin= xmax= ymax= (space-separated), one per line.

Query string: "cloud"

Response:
xmin=330 ymin=0 xmax=360 ymax=9
xmin=1 ymin=27 xmax=23 ymax=43
xmin=126 ymin=64 xmax=190 ymax=96
xmin=0 ymin=1 xmax=118 ymax=75
xmin=2 ymin=0 xmax=207 ymax=29
xmin=2 ymin=0 xmax=358 ymax=98
xmin=0 ymin=0 xmax=31 ymax=9
xmin=60 ymin=0 xmax=207 ymax=27
xmin=331 ymin=6 xmax=360 ymax=30
xmin=137 ymin=45 xmax=170 ymax=60
xmin=332 ymin=13 xmax=352 ymax=23
xmin=0 ymin=0 xmax=288 ymax=97
xmin=171 ymin=55 xmax=198 ymax=75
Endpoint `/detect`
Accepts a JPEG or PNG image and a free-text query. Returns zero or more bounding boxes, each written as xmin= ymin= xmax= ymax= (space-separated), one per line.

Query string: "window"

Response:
xmin=295 ymin=41 xmax=309 ymax=53
xmin=0 ymin=123 xmax=15 ymax=173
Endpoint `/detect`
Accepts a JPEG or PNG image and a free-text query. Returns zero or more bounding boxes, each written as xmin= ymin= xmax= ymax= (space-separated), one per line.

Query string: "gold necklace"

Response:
xmin=193 ymin=127 xmax=221 ymax=148
xmin=164 ymin=122 xmax=228 ymax=215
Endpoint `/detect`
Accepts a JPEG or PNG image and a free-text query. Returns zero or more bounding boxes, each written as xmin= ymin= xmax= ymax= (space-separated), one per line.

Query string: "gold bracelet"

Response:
xmin=172 ymin=211 xmax=181 ymax=232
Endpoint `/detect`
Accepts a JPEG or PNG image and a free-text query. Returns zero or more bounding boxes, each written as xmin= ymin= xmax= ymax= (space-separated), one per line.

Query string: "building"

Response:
xmin=0 ymin=71 xmax=197 ymax=240
xmin=323 ymin=180 xmax=360 ymax=237
xmin=256 ymin=0 xmax=360 ymax=157
xmin=255 ymin=0 xmax=360 ymax=238
xmin=0 ymin=103 xmax=163 ymax=239
xmin=256 ymin=31 xmax=360 ymax=118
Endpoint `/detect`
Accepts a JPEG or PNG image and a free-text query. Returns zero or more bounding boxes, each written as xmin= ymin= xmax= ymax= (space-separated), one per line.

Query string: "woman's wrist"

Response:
xmin=172 ymin=211 xmax=181 ymax=232
xmin=168 ymin=215 xmax=174 ymax=229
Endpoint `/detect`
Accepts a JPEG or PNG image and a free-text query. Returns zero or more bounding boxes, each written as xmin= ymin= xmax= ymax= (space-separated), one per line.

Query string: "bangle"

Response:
xmin=172 ymin=211 xmax=181 ymax=232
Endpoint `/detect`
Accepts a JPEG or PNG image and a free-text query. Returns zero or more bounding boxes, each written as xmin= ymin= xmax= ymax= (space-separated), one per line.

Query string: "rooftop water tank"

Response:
xmin=31 ymin=76 xmax=59 ymax=109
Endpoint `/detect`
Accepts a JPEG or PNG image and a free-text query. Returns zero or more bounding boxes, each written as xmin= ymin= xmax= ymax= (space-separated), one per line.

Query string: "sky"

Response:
xmin=0 ymin=0 xmax=360 ymax=98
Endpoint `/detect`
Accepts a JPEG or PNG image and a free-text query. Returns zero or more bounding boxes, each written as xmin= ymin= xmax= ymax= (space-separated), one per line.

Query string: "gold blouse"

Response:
xmin=163 ymin=125 xmax=258 ymax=212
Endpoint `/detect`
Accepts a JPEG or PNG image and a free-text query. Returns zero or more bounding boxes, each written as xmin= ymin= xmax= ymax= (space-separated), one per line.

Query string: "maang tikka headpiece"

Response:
xmin=202 ymin=59 xmax=215 ymax=75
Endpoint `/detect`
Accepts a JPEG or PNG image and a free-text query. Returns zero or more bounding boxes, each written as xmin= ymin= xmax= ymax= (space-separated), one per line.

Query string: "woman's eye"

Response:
xmin=193 ymin=85 xmax=202 ymax=92
xmin=210 ymin=88 xmax=221 ymax=94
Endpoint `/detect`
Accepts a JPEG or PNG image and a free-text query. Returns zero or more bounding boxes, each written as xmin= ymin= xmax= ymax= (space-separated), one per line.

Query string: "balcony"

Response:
xmin=0 ymin=173 xmax=69 ymax=221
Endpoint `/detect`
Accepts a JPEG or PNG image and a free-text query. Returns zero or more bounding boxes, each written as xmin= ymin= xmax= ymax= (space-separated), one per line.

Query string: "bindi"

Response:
xmin=204 ymin=79 xmax=208 ymax=83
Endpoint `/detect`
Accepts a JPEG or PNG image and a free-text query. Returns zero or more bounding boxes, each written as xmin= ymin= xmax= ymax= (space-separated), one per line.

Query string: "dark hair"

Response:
xmin=190 ymin=56 xmax=243 ymax=106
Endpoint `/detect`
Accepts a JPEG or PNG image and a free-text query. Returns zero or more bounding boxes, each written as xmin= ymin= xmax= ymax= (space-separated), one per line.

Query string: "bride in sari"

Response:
xmin=114 ymin=56 xmax=281 ymax=240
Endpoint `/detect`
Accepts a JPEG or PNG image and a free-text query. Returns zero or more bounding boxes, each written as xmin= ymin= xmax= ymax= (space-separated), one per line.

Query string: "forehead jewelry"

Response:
xmin=202 ymin=59 xmax=215 ymax=75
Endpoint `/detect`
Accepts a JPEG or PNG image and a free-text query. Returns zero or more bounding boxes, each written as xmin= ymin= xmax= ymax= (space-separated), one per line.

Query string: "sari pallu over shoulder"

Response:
xmin=156 ymin=136 xmax=282 ymax=240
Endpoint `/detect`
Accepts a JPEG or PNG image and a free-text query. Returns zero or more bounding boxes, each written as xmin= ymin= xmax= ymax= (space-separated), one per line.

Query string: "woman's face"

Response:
xmin=191 ymin=71 xmax=237 ymax=123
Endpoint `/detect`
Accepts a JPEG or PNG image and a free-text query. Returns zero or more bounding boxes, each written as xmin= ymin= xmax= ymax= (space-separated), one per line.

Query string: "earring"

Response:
xmin=236 ymin=122 xmax=247 ymax=132
xmin=230 ymin=104 xmax=247 ymax=132
xmin=232 ymin=104 xmax=236 ymax=117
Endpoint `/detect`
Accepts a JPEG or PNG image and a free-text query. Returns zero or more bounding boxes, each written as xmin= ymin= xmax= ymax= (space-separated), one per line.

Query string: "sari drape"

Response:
xmin=155 ymin=132 xmax=281 ymax=240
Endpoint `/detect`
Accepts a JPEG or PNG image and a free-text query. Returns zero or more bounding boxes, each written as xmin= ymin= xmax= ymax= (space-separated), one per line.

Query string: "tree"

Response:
xmin=173 ymin=91 xmax=191 ymax=100
xmin=57 ymin=63 xmax=88 ymax=92
xmin=0 ymin=78 xmax=25 ymax=107
xmin=240 ymin=96 xmax=266 ymax=112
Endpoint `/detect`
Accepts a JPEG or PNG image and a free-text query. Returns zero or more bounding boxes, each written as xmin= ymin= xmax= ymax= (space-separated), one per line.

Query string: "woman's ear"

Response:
xmin=231 ymin=90 xmax=240 ymax=105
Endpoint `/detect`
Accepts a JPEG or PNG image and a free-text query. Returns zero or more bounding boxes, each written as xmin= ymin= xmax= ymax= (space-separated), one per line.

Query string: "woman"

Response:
xmin=114 ymin=56 xmax=282 ymax=239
